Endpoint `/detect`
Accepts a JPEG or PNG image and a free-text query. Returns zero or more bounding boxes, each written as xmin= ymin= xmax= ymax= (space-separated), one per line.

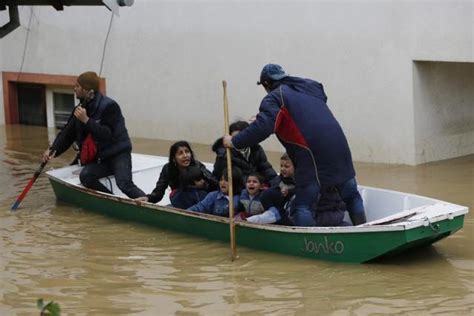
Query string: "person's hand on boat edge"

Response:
xmin=135 ymin=196 xmax=149 ymax=203
xmin=234 ymin=212 xmax=248 ymax=221
xmin=223 ymin=135 xmax=233 ymax=148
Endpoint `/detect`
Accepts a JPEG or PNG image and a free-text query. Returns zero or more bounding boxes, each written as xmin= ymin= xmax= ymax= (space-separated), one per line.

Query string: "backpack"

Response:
xmin=80 ymin=133 xmax=97 ymax=165
xmin=314 ymin=185 xmax=346 ymax=226
xmin=78 ymin=98 xmax=107 ymax=165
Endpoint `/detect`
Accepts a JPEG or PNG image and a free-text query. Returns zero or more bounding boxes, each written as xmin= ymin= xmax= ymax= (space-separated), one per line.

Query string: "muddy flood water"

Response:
xmin=0 ymin=125 xmax=472 ymax=315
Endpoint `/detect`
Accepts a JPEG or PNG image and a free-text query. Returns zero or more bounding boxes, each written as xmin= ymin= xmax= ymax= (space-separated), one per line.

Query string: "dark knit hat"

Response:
xmin=77 ymin=71 xmax=100 ymax=91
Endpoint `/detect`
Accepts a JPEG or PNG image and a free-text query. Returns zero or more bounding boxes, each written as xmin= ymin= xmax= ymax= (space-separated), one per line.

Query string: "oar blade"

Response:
xmin=11 ymin=161 xmax=47 ymax=211
xmin=11 ymin=178 xmax=35 ymax=210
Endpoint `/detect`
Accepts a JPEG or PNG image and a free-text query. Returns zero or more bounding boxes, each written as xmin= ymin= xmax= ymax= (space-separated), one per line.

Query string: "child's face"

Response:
xmin=280 ymin=159 xmax=294 ymax=178
xmin=174 ymin=146 xmax=192 ymax=168
xmin=219 ymin=177 xmax=229 ymax=194
xmin=246 ymin=176 xmax=262 ymax=196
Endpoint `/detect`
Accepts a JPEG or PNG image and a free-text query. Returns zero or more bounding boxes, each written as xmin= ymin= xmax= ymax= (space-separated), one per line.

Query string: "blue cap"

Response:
xmin=257 ymin=63 xmax=289 ymax=85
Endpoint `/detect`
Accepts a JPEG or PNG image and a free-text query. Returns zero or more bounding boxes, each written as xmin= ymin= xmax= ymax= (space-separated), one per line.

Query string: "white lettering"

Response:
xmin=302 ymin=237 xmax=345 ymax=255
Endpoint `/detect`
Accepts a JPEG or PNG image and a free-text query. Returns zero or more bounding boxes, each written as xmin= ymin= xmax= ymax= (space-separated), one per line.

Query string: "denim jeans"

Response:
xmin=79 ymin=151 xmax=146 ymax=199
xmin=289 ymin=177 xmax=365 ymax=226
xmin=170 ymin=189 xmax=207 ymax=209
xmin=289 ymin=182 xmax=318 ymax=226
xmin=335 ymin=177 xmax=365 ymax=216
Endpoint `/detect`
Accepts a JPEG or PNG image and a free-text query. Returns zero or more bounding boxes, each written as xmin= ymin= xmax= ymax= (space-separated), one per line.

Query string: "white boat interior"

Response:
xmin=46 ymin=153 xmax=468 ymax=228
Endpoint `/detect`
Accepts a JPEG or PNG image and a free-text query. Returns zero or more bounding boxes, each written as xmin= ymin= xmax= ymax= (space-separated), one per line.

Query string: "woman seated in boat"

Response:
xmin=136 ymin=141 xmax=218 ymax=208
xmin=212 ymin=120 xmax=279 ymax=187
xmin=187 ymin=167 xmax=243 ymax=217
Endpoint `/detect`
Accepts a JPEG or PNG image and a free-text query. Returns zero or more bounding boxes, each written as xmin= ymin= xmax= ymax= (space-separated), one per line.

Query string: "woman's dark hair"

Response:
xmin=229 ymin=120 xmax=249 ymax=134
xmin=221 ymin=167 xmax=244 ymax=194
xmin=169 ymin=140 xmax=195 ymax=164
xmin=168 ymin=140 xmax=196 ymax=180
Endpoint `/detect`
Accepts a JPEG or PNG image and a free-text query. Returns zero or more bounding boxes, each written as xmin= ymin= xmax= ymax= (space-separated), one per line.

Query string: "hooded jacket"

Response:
xmin=231 ymin=76 xmax=355 ymax=186
xmin=212 ymin=137 xmax=278 ymax=186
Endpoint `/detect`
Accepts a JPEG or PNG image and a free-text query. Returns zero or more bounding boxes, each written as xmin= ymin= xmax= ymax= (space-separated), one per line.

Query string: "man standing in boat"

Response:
xmin=223 ymin=64 xmax=366 ymax=226
xmin=42 ymin=71 xmax=146 ymax=199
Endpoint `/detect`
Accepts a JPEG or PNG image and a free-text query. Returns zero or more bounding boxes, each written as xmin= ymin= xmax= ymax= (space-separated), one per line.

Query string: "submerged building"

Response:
xmin=0 ymin=0 xmax=472 ymax=165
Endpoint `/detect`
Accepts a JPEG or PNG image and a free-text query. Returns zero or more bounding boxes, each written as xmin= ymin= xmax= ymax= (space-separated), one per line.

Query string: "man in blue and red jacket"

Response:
xmin=223 ymin=64 xmax=366 ymax=226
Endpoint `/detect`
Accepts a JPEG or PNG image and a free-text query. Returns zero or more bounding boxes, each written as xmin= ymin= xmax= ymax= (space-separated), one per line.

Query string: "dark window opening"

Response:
xmin=17 ymin=83 xmax=46 ymax=126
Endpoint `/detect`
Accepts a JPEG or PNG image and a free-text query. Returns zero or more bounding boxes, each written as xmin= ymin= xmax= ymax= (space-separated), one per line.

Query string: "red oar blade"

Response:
xmin=11 ymin=161 xmax=47 ymax=211
xmin=11 ymin=178 xmax=35 ymax=210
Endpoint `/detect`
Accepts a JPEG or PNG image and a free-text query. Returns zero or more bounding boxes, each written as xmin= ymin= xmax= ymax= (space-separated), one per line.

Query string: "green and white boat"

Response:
xmin=46 ymin=153 xmax=468 ymax=263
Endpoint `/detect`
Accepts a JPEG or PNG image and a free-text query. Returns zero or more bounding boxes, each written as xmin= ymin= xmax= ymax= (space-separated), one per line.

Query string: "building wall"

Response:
xmin=413 ymin=61 xmax=474 ymax=163
xmin=0 ymin=0 xmax=472 ymax=164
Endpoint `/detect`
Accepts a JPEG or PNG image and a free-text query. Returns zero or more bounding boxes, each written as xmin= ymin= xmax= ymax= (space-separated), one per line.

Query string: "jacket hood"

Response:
xmin=273 ymin=76 xmax=327 ymax=103
xmin=212 ymin=137 xmax=224 ymax=153
xmin=212 ymin=137 xmax=258 ymax=153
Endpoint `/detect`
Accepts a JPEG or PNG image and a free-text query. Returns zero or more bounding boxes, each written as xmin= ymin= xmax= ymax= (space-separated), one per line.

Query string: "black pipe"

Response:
xmin=0 ymin=1 xmax=133 ymax=7
xmin=0 ymin=5 xmax=19 ymax=39
xmin=0 ymin=1 xmax=133 ymax=38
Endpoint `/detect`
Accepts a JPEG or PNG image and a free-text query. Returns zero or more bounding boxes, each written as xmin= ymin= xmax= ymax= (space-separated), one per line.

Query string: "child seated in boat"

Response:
xmin=136 ymin=141 xmax=218 ymax=208
xmin=236 ymin=173 xmax=264 ymax=217
xmin=260 ymin=153 xmax=296 ymax=225
xmin=170 ymin=165 xmax=208 ymax=209
xmin=234 ymin=172 xmax=280 ymax=224
xmin=187 ymin=167 xmax=243 ymax=217
xmin=212 ymin=120 xmax=278 ymax=187
xmin=261 ymin=153 xmax=347 ymax=226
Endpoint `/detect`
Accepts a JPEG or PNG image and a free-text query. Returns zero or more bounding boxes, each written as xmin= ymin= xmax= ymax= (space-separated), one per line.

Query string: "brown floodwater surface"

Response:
xmin=0 ymin=125 xmax=473 ymax=315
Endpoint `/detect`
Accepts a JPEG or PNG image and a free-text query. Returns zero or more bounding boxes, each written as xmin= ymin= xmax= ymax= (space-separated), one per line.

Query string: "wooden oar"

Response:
xmin=222 ymin=80 xmax=237 ymax=261
xmin=11 ymin=160 xmax=48 ymax=210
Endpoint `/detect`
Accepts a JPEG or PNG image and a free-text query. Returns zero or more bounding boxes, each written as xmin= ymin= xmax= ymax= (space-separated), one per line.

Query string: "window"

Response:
xmin=53 ymin=92 xmax=75 ymax=129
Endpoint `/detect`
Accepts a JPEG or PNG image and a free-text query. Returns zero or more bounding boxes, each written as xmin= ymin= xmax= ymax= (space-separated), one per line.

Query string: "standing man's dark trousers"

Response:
xmin=79 ymin=151 xmax=145 ymax=199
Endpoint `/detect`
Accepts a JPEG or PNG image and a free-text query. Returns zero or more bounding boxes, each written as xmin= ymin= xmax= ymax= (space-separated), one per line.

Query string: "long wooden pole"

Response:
xmin=222 ymin=80 xmax=237 ymax=261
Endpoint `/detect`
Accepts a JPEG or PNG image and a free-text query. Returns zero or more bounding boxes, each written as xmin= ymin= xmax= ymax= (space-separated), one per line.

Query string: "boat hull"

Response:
xmin=49 ymin=177 xmax=465 ymax=263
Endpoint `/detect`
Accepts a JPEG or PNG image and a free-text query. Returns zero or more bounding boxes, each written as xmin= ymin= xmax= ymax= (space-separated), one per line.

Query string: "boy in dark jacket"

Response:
xmin=261 ymin=153 xmax=347 ymax=226
xmin=260 ymin=153 xmax=296 ymax=225
xmin=212 ymin=120 xmax=278 ymax=187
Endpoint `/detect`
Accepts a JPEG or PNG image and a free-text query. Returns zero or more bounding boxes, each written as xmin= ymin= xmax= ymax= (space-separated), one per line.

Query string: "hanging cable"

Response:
xmin=99 ymin=12 xmax=114 ymax=77
xmin=16 ymin=6 xmax=34 ymax=81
